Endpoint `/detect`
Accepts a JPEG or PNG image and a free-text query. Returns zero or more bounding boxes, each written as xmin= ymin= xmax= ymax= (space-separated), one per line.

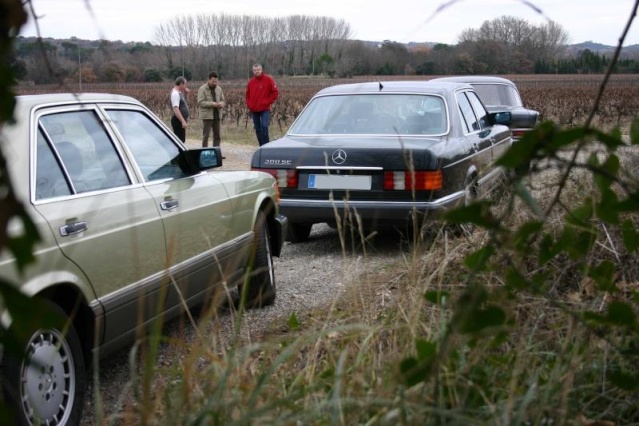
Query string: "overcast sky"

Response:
xmin=18 ymin=0 xmax=639 ymax=47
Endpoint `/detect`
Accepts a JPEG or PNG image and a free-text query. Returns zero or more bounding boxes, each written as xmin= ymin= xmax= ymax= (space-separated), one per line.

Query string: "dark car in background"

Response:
xmin=251 ymin=81 xmax=513 ymax=242
xmin=0 ymin=93 xmax=287 ymax=425
xmin=430 ymin=76 xmax=540 ymax=140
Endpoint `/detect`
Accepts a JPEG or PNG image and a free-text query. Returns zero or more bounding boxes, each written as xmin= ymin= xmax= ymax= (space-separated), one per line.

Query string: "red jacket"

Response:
xmin=246 ymin=73 xmax=279 ymax=112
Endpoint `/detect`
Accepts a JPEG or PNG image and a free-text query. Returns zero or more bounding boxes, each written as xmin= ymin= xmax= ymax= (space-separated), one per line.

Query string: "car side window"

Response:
xmin=466 ymin=91 xmax=490 ymax=130
xmin=456 ymin=92 xmax=479 ymax=134
xmin=39 ymin=111 xmax=130 ymax=196
xmin=105 ymin=109 xmax=186 ymax=181
xmin=35 ymin=129 xmax=71 ymax=200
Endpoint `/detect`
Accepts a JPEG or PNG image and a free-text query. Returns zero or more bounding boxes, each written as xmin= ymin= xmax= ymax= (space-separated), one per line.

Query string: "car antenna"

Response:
xmin=377 ymin=78 xmax=384 ymax=91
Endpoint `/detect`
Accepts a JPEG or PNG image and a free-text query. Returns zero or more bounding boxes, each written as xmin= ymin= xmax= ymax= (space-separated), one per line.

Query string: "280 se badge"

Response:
xmin=264 ymin=159 xmax=292 ymax=166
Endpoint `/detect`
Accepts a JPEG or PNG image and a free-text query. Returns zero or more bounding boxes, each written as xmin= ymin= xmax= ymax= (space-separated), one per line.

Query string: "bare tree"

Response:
xmin=151 ymin=13 xmax=352 ymax=78
xmin=456 ymin=15 xmax=569 ymax=73
xmin=153 ymin=20 xmax=179 ymax=72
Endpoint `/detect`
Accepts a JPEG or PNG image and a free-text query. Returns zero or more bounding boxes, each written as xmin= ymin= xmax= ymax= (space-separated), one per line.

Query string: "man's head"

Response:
xmin=208 ymin=71 xmax=219 ymax=87
xmin=252 ymin=64 xmax=263 ymax=78
xmin=174 ymin=76 xmax=187 ymax=91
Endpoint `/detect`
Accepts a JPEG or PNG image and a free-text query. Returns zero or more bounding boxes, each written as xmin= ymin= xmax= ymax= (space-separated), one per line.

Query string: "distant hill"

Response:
xmin=554 ymin=41 xmax=639 ymax=58
xmin=364 ymin=39 xmax=639 ymax=58
xmin=17 ymin=35 xmax=639 ymax=59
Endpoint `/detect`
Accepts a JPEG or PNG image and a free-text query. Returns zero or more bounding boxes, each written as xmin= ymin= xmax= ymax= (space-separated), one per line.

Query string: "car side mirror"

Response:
xmin=199 ymin=148 xmax=221 ymax=168
xmin=492 ymin=111 xmax=512 ymax=126
xmin=180 ymin=147 xmax=223 ymax=174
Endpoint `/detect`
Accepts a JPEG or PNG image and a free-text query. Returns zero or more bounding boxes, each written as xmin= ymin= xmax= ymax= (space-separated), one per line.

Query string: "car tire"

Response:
xmin=447 ymin=176 xmax=478 ymax=237
xmin=3 ymin=301 xmax=85 ymax=426
xmin=241 ymin=210 xmax=276 ymax=308
xmin=286 ymin=222 xmax=312 ymax=243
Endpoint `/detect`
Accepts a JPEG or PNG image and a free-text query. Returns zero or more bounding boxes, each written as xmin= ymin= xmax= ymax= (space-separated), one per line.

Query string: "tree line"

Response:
xmin=9 ymin=14 xmax=639 ymax=85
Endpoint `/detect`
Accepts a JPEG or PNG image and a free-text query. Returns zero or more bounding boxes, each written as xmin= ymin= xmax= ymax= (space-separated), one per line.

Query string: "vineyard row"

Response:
xmin=16 ymin=75 xmax=639 ymax=131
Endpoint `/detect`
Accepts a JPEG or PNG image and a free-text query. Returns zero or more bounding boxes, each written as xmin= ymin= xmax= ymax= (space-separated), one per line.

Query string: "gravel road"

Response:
xmin=80 ymin=143 xmax=410 ymax=424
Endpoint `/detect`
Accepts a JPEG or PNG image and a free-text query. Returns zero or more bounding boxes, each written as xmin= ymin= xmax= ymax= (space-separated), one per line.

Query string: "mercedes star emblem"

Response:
xmin=331 ymin=149 xmax=347 ymax=165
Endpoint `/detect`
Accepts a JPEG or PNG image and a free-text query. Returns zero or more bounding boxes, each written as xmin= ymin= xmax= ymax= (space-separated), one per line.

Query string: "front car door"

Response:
xmin=103 ymin=108 xmax=236 ymax=310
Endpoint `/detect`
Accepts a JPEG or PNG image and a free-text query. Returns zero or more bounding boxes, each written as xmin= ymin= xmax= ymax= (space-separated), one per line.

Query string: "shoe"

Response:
xmin=222 ymin=156 xmax=226 ymax=159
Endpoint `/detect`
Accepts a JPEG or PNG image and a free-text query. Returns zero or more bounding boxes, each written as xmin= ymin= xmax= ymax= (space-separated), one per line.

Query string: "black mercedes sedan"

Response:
xmin=251 ymin=81 xmax=513 ymax=242
xmin=430 ymin=76 xmax=540 ymax=140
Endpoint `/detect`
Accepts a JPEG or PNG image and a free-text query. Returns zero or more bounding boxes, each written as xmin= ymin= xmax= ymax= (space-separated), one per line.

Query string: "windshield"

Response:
xmin=471 ymin=84 xmax=523 ymax=107
xmin=288 ymin=93 xmax=447 ymax=136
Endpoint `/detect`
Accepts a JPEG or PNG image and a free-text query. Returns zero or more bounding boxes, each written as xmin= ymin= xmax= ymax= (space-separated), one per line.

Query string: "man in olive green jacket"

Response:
xmin=197 ymin=71 xmax=226 ymax=150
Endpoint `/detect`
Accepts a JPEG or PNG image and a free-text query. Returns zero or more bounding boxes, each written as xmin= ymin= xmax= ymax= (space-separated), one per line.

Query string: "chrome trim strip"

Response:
xmin=32 ymin=183 xmax=148 ymax=205
xmin=286 ymin=133 xmax=447 ymax=138
xmin=478 ymin=167 xmax=503 ymax=185
xmin=297 ymin=166 xmax=383 ymax=171
xmin=167 ymin=232 xmax=252 ymax=279
xmin=280 ymin=190 xmax=465 ymax=210
xmin=92 ymin=232 xmax=253 ymax=307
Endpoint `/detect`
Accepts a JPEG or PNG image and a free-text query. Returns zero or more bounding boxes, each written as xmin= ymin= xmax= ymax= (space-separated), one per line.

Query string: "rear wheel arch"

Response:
xmin=239 ymin=209 xmax=276 ymax=308
xmin=257 ymin=198 xmax=283 ymax=257
xmin=39 ymin=284 xmax=95 ymax=365
xmin=445 ymin=166 xmax=480 ymax=237
xmin=463 ymin=166 xmax=479 ymax=202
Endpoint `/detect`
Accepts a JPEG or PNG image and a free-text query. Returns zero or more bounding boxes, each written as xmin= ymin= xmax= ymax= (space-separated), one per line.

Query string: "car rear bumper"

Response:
xmin=279 ymin=190 xmax=466 ymax=224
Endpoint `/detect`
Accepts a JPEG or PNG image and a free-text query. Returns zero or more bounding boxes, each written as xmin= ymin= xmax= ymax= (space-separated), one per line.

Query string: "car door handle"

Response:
xmin=59 ymin=221 xmax=87 ymax=236
xmin=161 ymin=199 xmax=179 ymax=211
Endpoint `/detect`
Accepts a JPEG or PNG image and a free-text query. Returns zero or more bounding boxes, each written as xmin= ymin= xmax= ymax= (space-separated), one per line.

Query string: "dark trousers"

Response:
xmin=201 ymin=119 xmax=221 ymax=147
xmin=171 ymin=116 xmax=186 ymax=142
xmin=252 ymin=110 xmax=271 ymax=146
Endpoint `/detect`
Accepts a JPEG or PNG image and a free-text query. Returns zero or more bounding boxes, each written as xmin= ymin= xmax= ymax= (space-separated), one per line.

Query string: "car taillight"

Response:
xmin=384 ymin=170 xmax=443 ymax=191
xmin=272 ymin=180 xmax=280 ymax=203
xmin=511 ymin=129 xmax=527 ymax=139
xmin=252 ymin=168 xmax=298 ymax=188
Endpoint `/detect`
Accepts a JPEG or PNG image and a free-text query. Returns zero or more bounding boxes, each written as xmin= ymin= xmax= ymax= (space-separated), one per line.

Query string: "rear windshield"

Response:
xmin=471 ymin=83 xmax=523 ymax=107
xmin=288 ymin=94 xmax=447 ymax=136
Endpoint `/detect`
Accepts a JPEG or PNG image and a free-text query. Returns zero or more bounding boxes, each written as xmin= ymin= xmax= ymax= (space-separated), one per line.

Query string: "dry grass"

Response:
xmin=109 ymin=125 xmax=639 ymax=425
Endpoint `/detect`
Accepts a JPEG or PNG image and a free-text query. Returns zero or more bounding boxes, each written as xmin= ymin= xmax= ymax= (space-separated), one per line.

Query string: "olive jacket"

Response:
xmin=197 ymin=84 xmax=225 ymax=120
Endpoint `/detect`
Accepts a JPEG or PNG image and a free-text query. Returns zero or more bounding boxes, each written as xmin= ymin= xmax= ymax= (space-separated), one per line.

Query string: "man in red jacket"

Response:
xmin=246 ymin=63 xmax=279 ymax=146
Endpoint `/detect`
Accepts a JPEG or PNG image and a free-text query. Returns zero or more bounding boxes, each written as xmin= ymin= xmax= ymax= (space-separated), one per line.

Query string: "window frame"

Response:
xmin=101 ymin=105 xmax=190 ymax=183
xmin=31 ymin=104 xmax=135 ymax=204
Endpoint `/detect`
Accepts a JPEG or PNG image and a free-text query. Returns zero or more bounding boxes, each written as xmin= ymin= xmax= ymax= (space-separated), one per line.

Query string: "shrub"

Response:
xmin=99 ymin=61 xmax=125 ymax=82
xmin=143 ymin=68 xmax=163 ymax=82
xmin=166 ymin=65 xmax=192 ymax=81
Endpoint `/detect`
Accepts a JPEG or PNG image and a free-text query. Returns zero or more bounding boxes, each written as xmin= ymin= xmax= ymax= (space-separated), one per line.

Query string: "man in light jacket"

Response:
xmin=197 ymin=71 xmax=226 ymax=151
xmin=245 ymin=64 xmax=279 ymax=146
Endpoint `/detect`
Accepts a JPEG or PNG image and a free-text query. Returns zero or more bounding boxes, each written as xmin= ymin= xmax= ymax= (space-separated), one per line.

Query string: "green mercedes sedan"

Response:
xmin=0 ymin=93 xmax=287 ymax=425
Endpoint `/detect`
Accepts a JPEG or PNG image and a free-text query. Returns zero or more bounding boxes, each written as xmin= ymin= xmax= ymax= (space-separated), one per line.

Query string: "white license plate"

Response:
xmin=308 ymin=174 xmax=372 ymax=190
